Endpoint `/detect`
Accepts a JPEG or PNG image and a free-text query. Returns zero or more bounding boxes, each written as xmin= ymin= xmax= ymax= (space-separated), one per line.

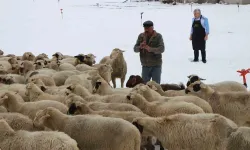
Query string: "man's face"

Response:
xmin=144 ymin=26 xmax=154 ymax=35
xmin=194 ymin=11 xmax=201 ymax=18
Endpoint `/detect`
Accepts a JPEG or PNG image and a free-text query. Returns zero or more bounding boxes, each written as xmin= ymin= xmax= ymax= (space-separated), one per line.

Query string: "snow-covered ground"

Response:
xmin=0 ymin=0 xmax=250 ymax=89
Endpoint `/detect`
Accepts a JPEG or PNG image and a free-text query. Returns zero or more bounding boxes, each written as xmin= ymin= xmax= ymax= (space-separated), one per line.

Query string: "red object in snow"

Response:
xmin=237 ymin=69 xmax=250 ymax=87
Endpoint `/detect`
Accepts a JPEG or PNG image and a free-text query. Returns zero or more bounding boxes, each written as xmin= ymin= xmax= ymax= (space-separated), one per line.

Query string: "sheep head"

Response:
xmin=85 ymin=53 xmax=96 ymax=65
xmin=126 ymin=75 xmax=144 ymax=88
xmin=74 ymin=54 xmax=85 ymax=63
xmin=52 ymin=52 xmax=64 ymax=60
xmin=93 ymin=80 xmax=102 ymax=93
xmin=33 ymin=108 xmax=53 ymax=129
xmin=186 ymin=74 xmax=206 ymax=87
xmin=8 ymin=57 xmax=18 ymax=65
xmin=22 ymin=52 xmax=35 ymax=61
xmin=110 ymin=48 xmax=125 ymax=59
xmin=0 ymin=118 xmax=15 ymax=134
xmin=35 ymin=53 xmax=48 ymax=61
xmin=34 ymin=60 xmax=46 ymax=69
xmin=66 ymin=84 xmax=76 ymax=92
xmin=146 ymin=81 xmax=160 ymax=91
xmin=67 ymin=101 xmax=86 ymax=115
xmin=185 ymin=81 xmax=207 ymax=94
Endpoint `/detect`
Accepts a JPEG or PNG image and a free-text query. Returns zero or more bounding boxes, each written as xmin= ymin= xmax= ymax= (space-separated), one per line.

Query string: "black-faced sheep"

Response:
xmin=186 ymin=74 xmax=247 ymax=92
xmin=185 ymin=81 xmax=250 ymax=126
xmin=132 ymin=113 xmax=237 ymax=150
xmin=33 ymin=107 xmax=141 ymax=150
xmin=100 ymin=48 xmax=127 ymax=88
xmin=0 ymin=118 xmax=79 ymax=150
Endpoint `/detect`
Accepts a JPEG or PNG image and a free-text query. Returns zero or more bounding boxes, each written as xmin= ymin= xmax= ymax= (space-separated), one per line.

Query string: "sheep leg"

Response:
xmin=121 ymin=76 xmax=125 ymax=88
xmin=112 ymin=77 xmax=116 ymax=88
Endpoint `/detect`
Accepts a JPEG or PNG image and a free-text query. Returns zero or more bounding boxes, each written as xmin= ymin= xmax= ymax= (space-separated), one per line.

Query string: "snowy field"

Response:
xmin=0 ymin=0 xmax=250 ymax=89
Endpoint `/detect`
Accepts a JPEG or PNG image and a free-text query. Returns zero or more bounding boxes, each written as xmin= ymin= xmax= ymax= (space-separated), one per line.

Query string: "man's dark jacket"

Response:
xmin=134 ymin=31 xmax=165 ymax=67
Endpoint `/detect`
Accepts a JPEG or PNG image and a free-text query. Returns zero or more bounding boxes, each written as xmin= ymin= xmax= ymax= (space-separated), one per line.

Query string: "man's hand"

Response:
xmin=204 ymin=35 xmax=208 ymax=40
xmin=140 ymin=41 xmax=146 ymax=49
xmin=144 ymin=45 xmax=150 ymax=52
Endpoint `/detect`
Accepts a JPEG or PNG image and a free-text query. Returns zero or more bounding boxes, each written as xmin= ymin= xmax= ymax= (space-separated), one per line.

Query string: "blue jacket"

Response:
xmin=190 ymin=16 xmax=210 ymax=35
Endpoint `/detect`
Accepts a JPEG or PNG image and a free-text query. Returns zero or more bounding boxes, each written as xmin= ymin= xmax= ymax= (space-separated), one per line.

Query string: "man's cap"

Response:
xmin=143 ymin=20 xmax=154 ymax=27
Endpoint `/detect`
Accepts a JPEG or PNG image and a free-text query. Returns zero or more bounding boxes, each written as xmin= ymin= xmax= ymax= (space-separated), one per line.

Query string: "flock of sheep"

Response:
xmin=0 ymin=48 xmax=250 ymax=150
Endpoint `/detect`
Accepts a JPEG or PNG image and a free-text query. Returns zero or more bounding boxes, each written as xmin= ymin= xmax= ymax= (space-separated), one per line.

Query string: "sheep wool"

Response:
xmin=34 ymin=107 xmax=141 ymax=150
xmin=0 ymin=119 xmax=79 ymax=150
xmin=186 ymin=81 xmax=250 ymax=126
xmin=132 ymin=113 xmax=238 ymax=150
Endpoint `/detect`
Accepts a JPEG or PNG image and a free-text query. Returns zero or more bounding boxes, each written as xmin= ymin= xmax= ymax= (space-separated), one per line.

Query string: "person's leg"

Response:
xmin=194 ymin=50 xmax=199 ymax=61
xmin=141 ymin=66 xmax=151 ymax=84
xmin=151 ymin=65 xmax=162 ymax=84
xmin=192 ymin=40 xmax=199 ymax=61
xmin=201 ymin=41 xmax=206 ymax=63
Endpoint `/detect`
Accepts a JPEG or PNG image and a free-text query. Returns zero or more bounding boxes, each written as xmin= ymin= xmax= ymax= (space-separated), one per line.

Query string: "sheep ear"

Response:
xmin=132 ymin=121 xmax=143 ymax=133
xmin=200 ymin=78 xmax=206 ymax=80
xmin=40 ymin=86 xmax=46 ymax=92
xmin=121 ymin=50 xmax=125 ymax=52
xmin=187 ymin=75 xmax=191 ymax=78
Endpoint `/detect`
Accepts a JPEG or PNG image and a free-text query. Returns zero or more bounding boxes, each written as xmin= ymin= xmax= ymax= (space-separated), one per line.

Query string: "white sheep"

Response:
xmin=66 ymin=83 xmax=132 ymax=103
xmin=59 ymin=62 xmax=76 ymax=71
xmin=0 ymin=84 xmax=29 ymax=102
xmin=64 ymin=73 xmax=93 ymax=93
xmin=52 ymin=70 xmax=80 ymax=86
xmin=185 ymin=81 xmax=250 ymax=126
xmin=100 ymin=48 xmax=127 ymax=88
xmin=126 ymin=92 xmax=204 ymax=117
xmin=67 ymin=102 xmax=155 ymax=150
xmin=132 ymin=113 xmax=238 ymax=150
xmin=93 ymin=78 xmax=131 ymax=95
xmin=66 ymin=93 xmax=141 ymax=112
xmin=0 ymin=74 xmax=25 ymax=84
xmin=34 ymin=59 xmax=46 ymax=70
xmin=30 ymin=78 xmax=69 ymax=96
xmin=34 ymin=53 xmax=49 ymax=62
xmin=187 ymin=74 xmax=247 ymax=92
xmin=0 ymin=112 xmax=43 ymax=131
xmin=0 ymin=92 xmax=68 ymax=120
xmin=27 ymin=73 xmax=56 ymax=86
xmin=145 ymin=81 xmax=213 ymax=113
xmin=0 ymin=118 xmax=79 ymax=150
xmin=33 ymin=107 xmax=141 ymax=150
xmin=25 ymin=82 xmax=65 ymax=103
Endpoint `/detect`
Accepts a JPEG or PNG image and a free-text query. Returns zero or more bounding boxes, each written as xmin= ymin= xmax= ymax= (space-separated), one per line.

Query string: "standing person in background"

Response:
xmin=134 ymin=20 xmax=165 ymax=84
xmin=190 ymin=8 xmax=209 ymax=63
